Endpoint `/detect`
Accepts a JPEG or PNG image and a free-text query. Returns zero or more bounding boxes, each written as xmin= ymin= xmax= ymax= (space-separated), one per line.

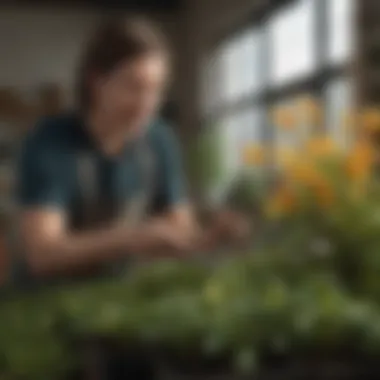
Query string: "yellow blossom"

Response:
xmin=276 ymin=147 xmax=297 ymax=167
xmin=242 ymin=144 xmax=266 ymax=165
xmin=346 ymin=139 xmax=375 ymax=183
xmin=265 ymin=185 xmax=297 ymax=218
xmin=358 ymin=107 xmax=380 ymax=133
xmin=285 ymin=160 xmax=335 ymax=208
xmin=286 ymin=160 xmax=320 ymax=185
xmin=313 ymin=180 xmax=335 ymax=208
xmin=272 ymin=106 xmax=297 ymax=130
xmin=341 ymin=110 xmax=358 ymax=134
xmin=304 ymin=136 xmax=339 ymax=158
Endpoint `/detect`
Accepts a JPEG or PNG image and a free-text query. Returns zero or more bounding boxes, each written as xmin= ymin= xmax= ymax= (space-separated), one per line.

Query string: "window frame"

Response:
xmin=201 ymin=0 xmax=354 ymax=168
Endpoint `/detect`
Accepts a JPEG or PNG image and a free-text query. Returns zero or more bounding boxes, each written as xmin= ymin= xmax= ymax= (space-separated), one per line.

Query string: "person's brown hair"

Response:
xmin=76 ymin=16 xmax=169 ymax=112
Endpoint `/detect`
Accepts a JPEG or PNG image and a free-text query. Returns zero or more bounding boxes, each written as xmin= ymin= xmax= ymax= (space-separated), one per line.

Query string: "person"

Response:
xmin=16 ymin=16 xmax=248 ymax=280
xmin=15 ymin=15 xmax=249 ymax=379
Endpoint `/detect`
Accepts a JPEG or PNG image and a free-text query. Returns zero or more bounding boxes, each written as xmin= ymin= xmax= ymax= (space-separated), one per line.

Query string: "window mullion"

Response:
xmin=260 ymin=18 xmax=272 ymax=144
xmin=315 ymin=0 xmax=329 ymax=133
xmin=316 ymin=0 xmax=329 ymax=72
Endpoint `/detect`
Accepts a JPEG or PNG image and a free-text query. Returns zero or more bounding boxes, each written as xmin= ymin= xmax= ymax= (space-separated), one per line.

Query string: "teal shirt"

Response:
xmin=17 ymin=113 xmax=187 ymax=226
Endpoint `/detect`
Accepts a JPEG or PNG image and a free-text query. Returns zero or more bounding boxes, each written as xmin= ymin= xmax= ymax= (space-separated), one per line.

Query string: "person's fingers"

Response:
xmin=235 ymin=218 xmax=251 ymax=236
xmin=218 ymin=214 xmax=251 ymax=241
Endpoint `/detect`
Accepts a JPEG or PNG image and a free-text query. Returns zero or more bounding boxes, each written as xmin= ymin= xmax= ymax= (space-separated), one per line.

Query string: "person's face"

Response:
xmin=92 ymin=53 xmax=168 ymax=131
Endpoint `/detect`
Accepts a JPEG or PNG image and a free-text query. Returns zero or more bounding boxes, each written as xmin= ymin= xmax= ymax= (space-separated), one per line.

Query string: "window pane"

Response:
xmin=221 ymin=107 xmax=262 ymax=173
xmin=328 ymin=0 xmax=354 ymax=64
xmin=219 ymin=28 xmax=263 ymax=102
xmin=325 ymin=78 xmax=352 ymax=146
xmin=269 ymin=0 xmax=316 ymax=86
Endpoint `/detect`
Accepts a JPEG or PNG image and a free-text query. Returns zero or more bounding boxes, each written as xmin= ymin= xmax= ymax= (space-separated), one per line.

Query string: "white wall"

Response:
xmin=0 ymin=7 xmax=180 ymax=108
xmin=0 ymin=7 xmax=102 ymax=104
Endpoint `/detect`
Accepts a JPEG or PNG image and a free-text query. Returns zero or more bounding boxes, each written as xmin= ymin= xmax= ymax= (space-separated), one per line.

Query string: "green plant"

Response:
xmin=187 ymin=126 xmax=225 ymax=196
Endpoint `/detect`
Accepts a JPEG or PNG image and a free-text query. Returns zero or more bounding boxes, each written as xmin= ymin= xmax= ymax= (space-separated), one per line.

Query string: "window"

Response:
xmin=325 ymin=78 xmax=352 ymax=147
xmin=202 ymin=27 xmax=265 ymax=181
xmin=221 ymin=108 xmax=263 ymax=175
xmin=270 ymin=0 xmax=316 ymax=86
xmin=220 ymin=29 xmax=264 ymax=101
xmin=328 ymin=0 xmax=355 ymax=64
xmin=203 ymin=28 xmax=264 ymax=113
xmin=202 ymin=0 xmax=354 ymax=177
xmin=274 ymin=98 xmax=303 ymax=150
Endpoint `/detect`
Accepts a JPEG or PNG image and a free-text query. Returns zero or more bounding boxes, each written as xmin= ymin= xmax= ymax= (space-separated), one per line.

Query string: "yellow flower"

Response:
xmin=313 ymin=180 xmax=335 ymax=208
xmin=286 ymin=160 xmax=319 ymax=184
xmin=285 ymin=160 xmax=335 ymax=208
xmin=304 ymin=136 xmax=338 ymax=158
xmin=358 ymin=107 xmax=380 ymax=133
xmin=265 ymin=185 xmax=297 ymax=218
xmin=276 ymin=147 xmax=297 ymax=167
xmin=341 ymin=110 xmax=357 ymax=134
xmin=272 ymin=106 xmax=297 ymax=130
xmin=242 ymin=144 xmax=266 ymax=165
xmin=346 ymin=139 xmax=375 ymax=183
xmin=297 ymin=96 xmax=323 ymax=126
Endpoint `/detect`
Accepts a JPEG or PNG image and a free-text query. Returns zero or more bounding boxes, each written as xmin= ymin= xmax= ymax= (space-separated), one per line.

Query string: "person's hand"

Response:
xmin=134 ymin=219 xmax=199 ymax=256
xmin=209 ymin=209 xmax=251 ymax=244
xmin=150 ymin=219 xmax=198 ymax=251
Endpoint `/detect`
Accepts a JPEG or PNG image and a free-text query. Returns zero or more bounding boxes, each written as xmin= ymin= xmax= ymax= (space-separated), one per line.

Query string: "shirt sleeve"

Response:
xmin=16 ymin=126 xmax=70 ymax=209
xmin=152 ymin=123 xmax=188 ymax=213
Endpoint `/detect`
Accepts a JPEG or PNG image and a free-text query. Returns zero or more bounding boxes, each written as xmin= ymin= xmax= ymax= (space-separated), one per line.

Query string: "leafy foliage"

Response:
xmin=1 ymin=241 xmax=380 ymax=379
xmin=187 ymin=127 xmax=225 ymax=194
